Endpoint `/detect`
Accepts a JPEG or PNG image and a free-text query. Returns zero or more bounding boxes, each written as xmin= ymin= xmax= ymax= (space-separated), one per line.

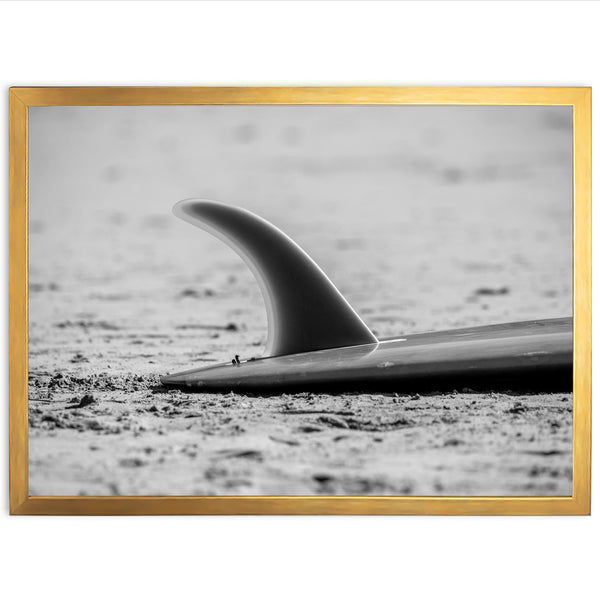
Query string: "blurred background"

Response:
xmin=28 ymin=105 xmax=572 ymax=370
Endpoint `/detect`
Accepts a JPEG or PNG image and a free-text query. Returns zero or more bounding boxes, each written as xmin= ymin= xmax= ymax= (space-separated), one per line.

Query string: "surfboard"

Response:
xmin=161 ymin=199 xmax=572 ymax=393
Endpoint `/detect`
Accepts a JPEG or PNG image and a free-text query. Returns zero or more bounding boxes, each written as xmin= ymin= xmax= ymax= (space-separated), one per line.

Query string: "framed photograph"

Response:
xmin=9 ymin=86 xmax=590 ymax=515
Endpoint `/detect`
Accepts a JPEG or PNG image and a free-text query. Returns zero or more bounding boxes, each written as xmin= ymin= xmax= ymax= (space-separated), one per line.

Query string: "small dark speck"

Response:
xmin=443 ymin=438 xmax=464 ymax=447
xmin=70 ymin=352 xmax=89 ymax=364
xmin=119 ymin=458 xmax=146 ymax=468
xmin=179 ymin=288 xmax=201 ymax=298
xmin=66 ymin=394 xmax=95 ymax=409
xmin=507 ymin=401 xmax=527 ymax=414
xmin=474 ymin=286 xmax=510 ymax=296
xmin=297 ymin=425 xmax=323 ymax=433
xmin=218 ymin=449 xmax=263 ymax=461
xmin=313 ymin=474 xmax=334 ymax=484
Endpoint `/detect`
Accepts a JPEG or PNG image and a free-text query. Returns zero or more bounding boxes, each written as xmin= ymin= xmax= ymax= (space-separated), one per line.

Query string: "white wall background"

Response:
xmin=1 ymin=2 xmax=597 ymax=599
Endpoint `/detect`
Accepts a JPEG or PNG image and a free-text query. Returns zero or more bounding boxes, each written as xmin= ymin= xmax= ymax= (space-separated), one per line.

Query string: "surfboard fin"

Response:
xmin=173 ymin=199 xmax=378 ymax=357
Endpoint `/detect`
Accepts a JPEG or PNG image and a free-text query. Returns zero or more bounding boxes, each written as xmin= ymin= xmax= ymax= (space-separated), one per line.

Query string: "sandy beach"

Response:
xmin=28 ymin=105 xmax=573 ymax=495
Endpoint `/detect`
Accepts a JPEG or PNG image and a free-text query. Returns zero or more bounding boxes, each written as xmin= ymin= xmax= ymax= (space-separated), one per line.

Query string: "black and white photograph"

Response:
xmin=4 ymin=2 xmax=599 ymax=600
xmin=27 ymin=103 xmax=573 ymax=497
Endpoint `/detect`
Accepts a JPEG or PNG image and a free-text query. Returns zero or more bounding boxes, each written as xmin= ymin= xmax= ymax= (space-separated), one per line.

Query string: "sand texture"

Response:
xmin=27 ymin=105 xmax=573 ymax=495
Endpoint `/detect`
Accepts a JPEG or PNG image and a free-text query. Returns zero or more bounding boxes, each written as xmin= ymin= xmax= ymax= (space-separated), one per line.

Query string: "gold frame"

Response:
xmin=9 ymin=86 xmax=591 ymax=515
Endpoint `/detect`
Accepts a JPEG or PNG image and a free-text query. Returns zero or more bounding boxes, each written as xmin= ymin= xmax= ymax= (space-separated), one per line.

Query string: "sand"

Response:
xmin=27 ymin=105 xmax=573 ymax=495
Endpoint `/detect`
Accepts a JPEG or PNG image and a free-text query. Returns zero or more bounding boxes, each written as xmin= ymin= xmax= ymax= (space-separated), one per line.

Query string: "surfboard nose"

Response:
xmin=160 ymin=361 xmax=241 ymax=388
xmin=160 ymin=367 xmax=218 ymax=387
xmin=160 ymin=372 xmax=187 ymax=386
